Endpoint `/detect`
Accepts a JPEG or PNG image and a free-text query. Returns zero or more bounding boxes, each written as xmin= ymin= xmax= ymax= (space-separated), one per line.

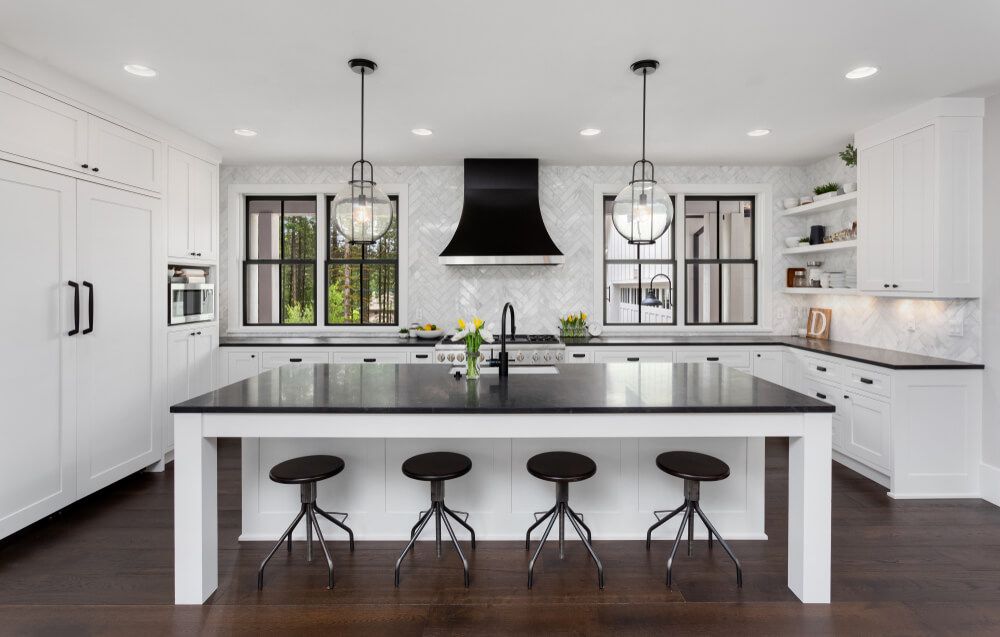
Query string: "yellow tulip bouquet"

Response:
xmin=559 ymin=311 xmax=588 ymax=338
xmin=450 ymin=317 xmax=494 ymax=379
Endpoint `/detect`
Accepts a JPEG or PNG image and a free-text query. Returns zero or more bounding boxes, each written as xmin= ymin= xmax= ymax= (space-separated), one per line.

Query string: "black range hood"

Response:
xmin=439 ymin=158 xmax=565 ymax=265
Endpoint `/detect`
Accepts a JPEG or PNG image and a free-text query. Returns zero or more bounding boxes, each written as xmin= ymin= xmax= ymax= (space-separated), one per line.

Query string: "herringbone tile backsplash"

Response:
xmin=219 ymin=157 xmax=980 ymax=362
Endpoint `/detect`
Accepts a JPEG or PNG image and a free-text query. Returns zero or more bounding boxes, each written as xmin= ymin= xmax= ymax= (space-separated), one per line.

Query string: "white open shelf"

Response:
xmin=782 ymin=240 xmax=857 ymax=256
xmin=783 ymin=287 xmax=861 ymax=296
xmin=779 ymin=191 xmax=858 ymax=217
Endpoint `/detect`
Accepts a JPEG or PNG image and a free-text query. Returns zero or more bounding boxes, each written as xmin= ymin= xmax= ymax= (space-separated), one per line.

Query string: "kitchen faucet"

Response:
xmin=499 ymin=302 xmax=516 ymax=377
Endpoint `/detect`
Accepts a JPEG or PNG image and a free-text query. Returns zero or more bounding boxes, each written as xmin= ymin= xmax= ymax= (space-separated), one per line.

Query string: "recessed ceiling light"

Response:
xmin=123 ymin=64 xmax=157 ymax=77
xmin=579 ymin=128 xmax=602 ymax=136
xmin=845 ymin=66 xmax=879 ymax=79
xmin=747 ymin=129 xmax=771 ymax=137
xmin=411 ymin=128 xmax=433 ymax=136
xmin=233 ymin=128 xmax=259 ymax=137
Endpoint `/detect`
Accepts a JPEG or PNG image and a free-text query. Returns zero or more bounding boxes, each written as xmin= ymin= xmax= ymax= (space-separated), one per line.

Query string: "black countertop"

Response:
xmin=220 ymin=336 xmax=442 ymax=348
xmin=171 ymin=362 xmax=834 ymax=415
xmin=561 ymin=335 xmax=983 ymax=370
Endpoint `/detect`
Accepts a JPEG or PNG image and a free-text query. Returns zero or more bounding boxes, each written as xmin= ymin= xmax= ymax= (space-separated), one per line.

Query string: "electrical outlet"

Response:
xmin=775 ymin=308 xmax=784 ymax=320
xmin=949 ymin=318 xmax=964 ymax=337
xmin=906 ymin=318 xmax=916 ymax=332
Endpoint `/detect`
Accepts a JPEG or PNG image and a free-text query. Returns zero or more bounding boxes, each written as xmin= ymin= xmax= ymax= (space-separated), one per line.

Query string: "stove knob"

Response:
xmin=532 ymin=352 xmax=540 ymax=362
xmin=437 ymin=353 xmax=446 ymax=362
xmin=447 ymin=353 xmax=455 ymax=362
xmin=516 ymin=352 xmax=525 ymax=361
xmin=555 ymin=351 xmax=564 ymax=361
xmin=457 ymin=352 xmax=465 ymax=362
xmin=479 ymin=352 xmax=486 ymax=361
xmin=543 ymin=352 xmax=552 ymax=362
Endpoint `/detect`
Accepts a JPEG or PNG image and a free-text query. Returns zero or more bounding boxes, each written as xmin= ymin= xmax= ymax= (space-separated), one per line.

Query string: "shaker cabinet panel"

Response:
xmin=226 ymin=351 xmax=261 ymax=385
xmin=86 ymin=115 xmax=161 ymax=192
xmin=858 ymin=139 xmax=895 ymax=292
xmin=167 ymin=147 xmax=218 ymax=261
xmin=843 ymin=392 xmax=891 ymax=472
xmin=750 ymin=350 xmax=783 ymax=385
xmin=0 ymin=77 xmax=88 ymax=172
xmin=891 ymin=126 xmax=935 ymax=292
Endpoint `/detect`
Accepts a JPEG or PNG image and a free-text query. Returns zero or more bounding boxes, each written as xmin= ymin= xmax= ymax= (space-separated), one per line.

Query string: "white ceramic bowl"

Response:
xmin=799 ymin=196 xmax=813 ymax=205
xmin=415 ymin=329 xmax=444 ymax=339
xmin=782 ymin=197 xmax=799 ymax=209
xmin=842 ymin=182 xmax=857 ymax=193
xmin=813 ymin=191 xmax=836 ymax=201
xmin=785 ymin=237 xmax=802 ymax=248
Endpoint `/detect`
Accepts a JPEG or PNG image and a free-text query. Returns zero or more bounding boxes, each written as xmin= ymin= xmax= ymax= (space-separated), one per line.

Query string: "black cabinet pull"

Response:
xmin=883 ymin=284 xmax=890 ymax=288
xmin=891 ymin=284 xmax=899 ymax=289
xmin=81 ymin=163 xmax=89 ymax=169
xmin=415 ymin=354 xmax=428 ymax=359
xmin=82 ymin=281 xmax=94 ymax=334
xmin=196 ymin=331 xmax=202 ymax=335
xmin=706 ymin=356 xmax=720 ymax=361
xmin=91 ymin=166 xmax=99 ymax=172
xmin=859 ymin=377 xmax=874 ymax=384
xmin=816 ymin=366 xmax=827 ymax=372
xmin=190 ymin=331 xmax=196 ymax=337
xmin=756 ymin=354 xmax=761 ymax=358
xmin=573 ymin=353 xmax=586 ymax=359
xmin=844 ymin=395 xmax=850 ymax=400
xmin=68 ymin=281 xmax=80 ymax=336
xmin=289 ymin=357 xmax=302 ymax=363
xmin=363 ymin=357 xmax=377 ymax=363
xmin=250 ymin=354 xmax=255 ymax=358
xmin=627 ymin=357 xmax=640 ymax=362
xmin=816 ymin=392 xmax=827 ymax=400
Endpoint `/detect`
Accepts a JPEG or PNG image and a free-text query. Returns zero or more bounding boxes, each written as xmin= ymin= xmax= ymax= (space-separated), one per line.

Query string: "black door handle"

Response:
xmin=706 ymin=356 xmax=720 ymax=361
xmin=816 ymin=366 xmax=827 ymax=372
xmin=627 ymin=357 xmax=640 ymax=362
xmin=891 ymin=284 xmax=898 ymax=289
xmin=289 ymin=357 xmax=302 ymax=363
xmin=859 ymin=377 xmax=874 ymax=384
xmin=573 ymin=353 xmax=586 ymax=359
xmin=68 ymin=281 xmax=79 ymax=336
xmin=363 ymin=358 xmax=377 ymax=363
xmin=415 ymin=354 xmax=428 ymax=359
xmin=816 ymin=392 xmax=827 ymax=400
xmin=82 ymin=281 xmax=94 ymax=334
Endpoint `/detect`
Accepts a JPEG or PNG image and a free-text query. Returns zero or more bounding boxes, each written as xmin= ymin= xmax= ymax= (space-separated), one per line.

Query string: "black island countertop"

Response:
xmin=171 ymin=362 xmax=834 ymax=415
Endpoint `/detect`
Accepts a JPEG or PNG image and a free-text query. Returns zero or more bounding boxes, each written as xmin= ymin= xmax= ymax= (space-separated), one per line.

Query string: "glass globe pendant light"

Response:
xmin=332 ymin=58 xmax=393 ymax=245
xmin=612 ymin=60 xmax=674 ymax=245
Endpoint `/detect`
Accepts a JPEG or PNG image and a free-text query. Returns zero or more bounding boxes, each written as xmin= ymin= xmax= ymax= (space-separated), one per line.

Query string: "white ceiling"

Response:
xmin=1 ymin=0 xmax=999 ymax=166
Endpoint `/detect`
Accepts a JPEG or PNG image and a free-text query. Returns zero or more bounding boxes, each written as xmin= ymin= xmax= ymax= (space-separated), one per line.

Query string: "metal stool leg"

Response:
xmin=314 ymin=506 xmax=355 ymax=552
xmin=666 ymin=504 xmax=693 ymax=588
xmin=307 ymin=506 xmax=335 ymax=589
xmin=567 ymin=508 xmax=592 ymax=544
xmin=558 ymin=504 xmax=566 ymax=559
xmin=442 ymin=505 xmax=477 ymax=549
xmin=646 ymin=502 xmax=686 ymax=550
xmin=439 ymin=503 xmax=471 ymax=587
xmin=527 ymin=509 xmax=558 ymax=589
xmin=693 ymin=502 xmax=743 ymax=588
xmin=257 ymin=505 xmax=306 ymax=590
xmin=394 ymin=507 xmax=434 ymax=587
xmin=566 ymin=506 xmax=604 ymax=589
xmin=525 ymin=505 xmax=557 ymax=550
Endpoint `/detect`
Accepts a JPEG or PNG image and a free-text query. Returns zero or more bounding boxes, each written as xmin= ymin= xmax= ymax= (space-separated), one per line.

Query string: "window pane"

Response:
xmin=326 ymin=264 xmax=398 ymax=325
xmin=327 ymin=264 xmax=361 ymax=324
xmin=362 ymin=264 xmax=398 ymax=324
xmin=247 ymin=199 xmax=281 ymax=259
xmin=721 ymin=263 xmax=755 ymax=323
xmin=685 ymin=263 xmax=721 ymax=324
xmin=244 ymin=263 xmax=315 ymax=325
xmin=605 ymin=263 xmax=675 ymax=325
xmin=719 ymin=199 xmax=753 ymax=259
xmin=327 ymin=196 xmax=397 ymax=259
xmin=684 ymin=200 xmax=718 ymax=259
xmin=282 ymin=199 xmax=316 ymax=260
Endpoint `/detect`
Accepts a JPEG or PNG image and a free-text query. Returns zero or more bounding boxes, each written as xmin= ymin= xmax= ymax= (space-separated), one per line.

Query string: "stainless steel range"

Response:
xmin=433 ymin=334 xmax=565 ymax=365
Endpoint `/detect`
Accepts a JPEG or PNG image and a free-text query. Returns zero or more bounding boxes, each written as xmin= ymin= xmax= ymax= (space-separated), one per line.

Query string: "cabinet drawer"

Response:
xmin=566 ymin=350 xmax=593 ymax=363
xmin=409 ymin=352 xmax=434 ymax=364
xmin=333 ymin=352 xmax=408 ymax=364
xmin=675 ymin=349 xmax=750 ymax=368
xmin=594 ymin=350 xmax=673 ymax=363
xmin=801 ymin=355 xmax=843 ymax=382
xmin=800 ymin=377 xmax=844 ymax=414
xmin=844 ymin=365 xmax=891 ymax=398
xmin=261 ymin=352 xmax=331 ymax=369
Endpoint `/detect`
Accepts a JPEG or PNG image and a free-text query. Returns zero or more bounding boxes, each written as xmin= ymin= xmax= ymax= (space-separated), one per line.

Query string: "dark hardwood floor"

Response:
xmin=1 ymin=439 xmax=998 ymax=636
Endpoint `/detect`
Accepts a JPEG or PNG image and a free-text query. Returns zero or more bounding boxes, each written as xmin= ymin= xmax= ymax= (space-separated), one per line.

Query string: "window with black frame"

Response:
xmin=243 ymin=196 xmax=317 ymax=326
xmin=602 ymin=194 xmax=676 ymax=325
xmin=325 ymin=194 xmax=399 ymax=326
xmin=683 ymin=196 xmax=757 ymax=325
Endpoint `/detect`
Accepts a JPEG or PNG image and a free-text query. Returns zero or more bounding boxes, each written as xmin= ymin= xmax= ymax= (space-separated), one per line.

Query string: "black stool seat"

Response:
xmin=527 ymin=451 xmax=597 ymax=482
xmin=655 ymin=451 xmax=730 ymax=482
xmin=402 ymin=452 xmax=472 ymax=481
xmin=269 ymin=455 xmax=345 ymax=484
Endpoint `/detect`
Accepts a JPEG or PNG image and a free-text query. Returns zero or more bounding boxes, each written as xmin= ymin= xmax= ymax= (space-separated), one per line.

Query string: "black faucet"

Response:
xmin=499 ymin=302 xmax=516 ymax=377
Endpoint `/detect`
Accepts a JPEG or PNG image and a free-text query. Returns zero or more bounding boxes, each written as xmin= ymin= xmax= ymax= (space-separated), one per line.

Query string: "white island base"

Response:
xmin=174 ymin=411 xmax=832 ymax=604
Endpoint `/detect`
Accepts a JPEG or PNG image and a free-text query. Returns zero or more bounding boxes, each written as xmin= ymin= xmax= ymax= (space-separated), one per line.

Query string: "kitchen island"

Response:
xmin=171 ymin=362 xmax=834 ymax=604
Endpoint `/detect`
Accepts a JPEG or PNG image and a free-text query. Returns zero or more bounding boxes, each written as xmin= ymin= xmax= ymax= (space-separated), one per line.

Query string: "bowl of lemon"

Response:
xmin=414 ymin=323 xmax=444 ymax=339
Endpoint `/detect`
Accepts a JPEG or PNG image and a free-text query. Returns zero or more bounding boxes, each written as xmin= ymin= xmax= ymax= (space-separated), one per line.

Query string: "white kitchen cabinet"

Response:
xmin=856 ymin=99 xmax=982 ymax=298
xmin=75 ymin=182 xmax=162 ymax=497
xmin=751 ymin=350 xmax=783 ymax=385
xmin=675 ymin=349 xmax=751 ymax=370
xmin=842 ymin=392 xmax=891 ymax=473
xmin=225 ymin=351 xmax=261 ymax=385
xmin=262 ymin=351 xmax=331 ymax=369
xmin=409 ymin=351 xmax=434 ymax=364
xmin=566 ymin=350 xmax=594 ymax=363
xmin=0 ymin=76 xmax=87 ymax=172
xmin=333 ymin=351 xmax=408 ymax=364
xmin=166 ymin=325 xmax=218 ymax=450
xmin=594 ymin=350 xmax=673 ymax=363
xmin=86 ymin=115 xmax=162 ymax=192
xmin=167 ymin=147 xmax=218 ymax=261
xmin=0 ymin=162 xmax=78 ymax=538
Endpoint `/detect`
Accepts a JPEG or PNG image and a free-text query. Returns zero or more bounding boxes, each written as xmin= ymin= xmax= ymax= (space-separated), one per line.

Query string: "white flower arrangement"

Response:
xmin=450 ymin=317 xmax=494 ymax=352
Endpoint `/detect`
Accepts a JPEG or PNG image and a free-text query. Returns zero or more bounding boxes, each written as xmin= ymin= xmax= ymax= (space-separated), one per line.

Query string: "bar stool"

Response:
xmin=646 ymin=450 xmax=742 ymax=588
xmin=256 ymin=455 xmax=355 ymax=590
xmin=394 ymin=452 xmax=477 ymax=588
xmin=525 ymin=451 xmax=604 ymax=589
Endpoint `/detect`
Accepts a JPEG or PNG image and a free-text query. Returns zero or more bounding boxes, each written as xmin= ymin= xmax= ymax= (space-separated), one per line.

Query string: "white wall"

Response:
xmin=981 ymin=93 xmax=1000 ymax=471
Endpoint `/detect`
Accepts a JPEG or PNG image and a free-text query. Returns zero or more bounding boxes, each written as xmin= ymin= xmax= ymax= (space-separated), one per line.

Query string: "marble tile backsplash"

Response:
xmin=219 ymin=155 xmax=982 ymax=362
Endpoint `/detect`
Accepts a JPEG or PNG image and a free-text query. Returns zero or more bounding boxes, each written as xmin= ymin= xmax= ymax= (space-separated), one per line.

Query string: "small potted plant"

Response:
xmin=839 ymin=143 xmax=857 ymax=167
xmin=398 ymin=327 xmax=410 ymax=339
xmin=813 ymin=182 xmax=840 ymax=201
xmin=450 ymin=317 xmax=493 ymax=380
xmin=559 ymin=312 xmax=588 ymax=338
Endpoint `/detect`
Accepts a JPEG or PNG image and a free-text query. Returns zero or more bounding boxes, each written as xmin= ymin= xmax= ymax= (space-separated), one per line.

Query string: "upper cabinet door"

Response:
xmin=0 ymin=77 xmax=88 ymax=172
xmin=86 ymin=115 xmax=162 ymax=192
xmin=858 ymin=139 xmax=894 ymax=291
xmin=167 ymin=147 xmax=218 ymax=261
xmin=891 ymin=126 xmax=935 ymax=293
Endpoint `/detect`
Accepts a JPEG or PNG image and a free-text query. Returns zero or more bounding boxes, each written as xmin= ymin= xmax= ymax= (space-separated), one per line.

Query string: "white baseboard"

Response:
xmin=981 ymin=462 xmax=1000 ymax=506
xmin=833 ymin=451 xmax=890 ymax=488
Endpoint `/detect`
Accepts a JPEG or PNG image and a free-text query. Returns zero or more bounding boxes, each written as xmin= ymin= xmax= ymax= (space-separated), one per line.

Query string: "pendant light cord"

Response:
xmin=360 ymin=69 xmax=365 ymax=163
xmin=641 ymin=68 xmax=647 ymax=163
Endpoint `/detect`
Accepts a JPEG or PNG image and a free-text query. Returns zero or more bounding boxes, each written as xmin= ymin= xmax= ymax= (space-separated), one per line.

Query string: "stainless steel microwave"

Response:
xmin=169 ymin=283 xmax=215 ymax=325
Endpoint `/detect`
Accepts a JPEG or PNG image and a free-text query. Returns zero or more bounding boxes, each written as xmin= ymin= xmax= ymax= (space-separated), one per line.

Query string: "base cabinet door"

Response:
xmin=751 ymin=351 xmax=783 ymax=385
xmin=225 ymin=351 xmax=261 ymax=384
xmin=190 ymin=326 xmax=218 ymax=396
xmin=0 ymin=162 xmax=78 ymax=538
xmin=75 ymin=182 xmax=160 ymax=497
xmin=843 ymin=392 xmax=891 ymax=472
